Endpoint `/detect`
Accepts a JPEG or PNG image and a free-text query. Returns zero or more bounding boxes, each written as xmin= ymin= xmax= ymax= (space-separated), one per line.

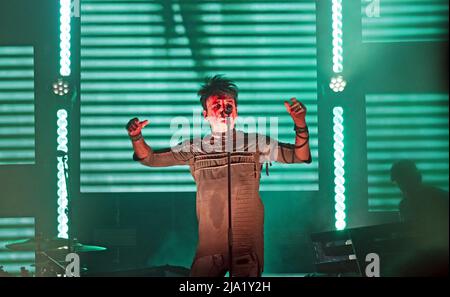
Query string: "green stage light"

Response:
xmin=333 ymin=107 xmax=346 ymax=230
xmin=56 ymin=109 xmax=69 ymax=238
xmin=52 ymin=78 xmax=70 ymax=96
xmin=59 ymin=0 xmax=71 ymax=76
xmin=329 ymin=75 xmax=347 ymax=92
xmin=332 ymin=0 xmax=343 ymax=73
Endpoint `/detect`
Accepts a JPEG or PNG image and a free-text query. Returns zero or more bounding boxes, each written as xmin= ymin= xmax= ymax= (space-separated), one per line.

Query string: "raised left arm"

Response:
xmin=284 ymin=97 xmax=311 ymax=163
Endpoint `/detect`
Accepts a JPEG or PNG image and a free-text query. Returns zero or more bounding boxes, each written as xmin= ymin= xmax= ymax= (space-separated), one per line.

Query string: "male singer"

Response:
xmin=126 ymin=75 xmax=311 ymax=277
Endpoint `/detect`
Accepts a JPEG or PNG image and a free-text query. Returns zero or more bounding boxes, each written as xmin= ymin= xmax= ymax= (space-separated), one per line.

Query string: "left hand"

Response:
xmin=284 ymin=97 xmax=307 ymax=127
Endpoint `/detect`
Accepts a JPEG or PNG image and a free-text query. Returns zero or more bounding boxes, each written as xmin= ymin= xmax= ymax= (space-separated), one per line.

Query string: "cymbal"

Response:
xmin=5 ymin=237 xmax=69 ymax=251
xmin=5 ymin=238 xmax=106 ymax=253
xmin=5 ymin=238 xmax=43 ymax=251
xmin=50 ymin=242 xmax=107 ymax=253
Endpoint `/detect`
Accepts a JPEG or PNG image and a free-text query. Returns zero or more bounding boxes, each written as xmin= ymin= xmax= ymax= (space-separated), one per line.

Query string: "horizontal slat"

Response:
xmin=0 ymin=217 xmax=35 ymax=276
xmin=362 ymin=0 xmax=448 ymax=43
xmin=80 ymin=1 xmax=318 ymax=193
xmin=366 ymin=93 xmax=449 ymax=212
xmin=0 ymin=46 xmax=35 ymax=166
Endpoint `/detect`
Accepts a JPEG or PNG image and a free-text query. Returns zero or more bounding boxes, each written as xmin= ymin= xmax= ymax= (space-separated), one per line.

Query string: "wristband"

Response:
xmin=130 ymin=133 xmax=143 ymax=142
xmin=294 ymin=125 xmax=309 ymax=134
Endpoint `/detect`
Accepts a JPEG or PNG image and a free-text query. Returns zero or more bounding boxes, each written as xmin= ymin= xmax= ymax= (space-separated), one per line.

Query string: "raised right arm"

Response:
xmin=126 ymin=117 xmax=190 ymax=167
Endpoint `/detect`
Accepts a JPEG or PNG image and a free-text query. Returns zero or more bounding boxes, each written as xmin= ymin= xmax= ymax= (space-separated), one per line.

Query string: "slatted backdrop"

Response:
xmin=366 ymin=93 xmax=449 ymax=211
xmin=0 ymin=46 xmax=35 ymax=165
xmin=362 ymin=0 xmax=449 ymax=211
xmin=0 ymin=217 xmax=35 ymax=276
xmin=80 ymin=0 xmax=319 ymax=193
xmin=361 ymin=0 xmax=449 ymax=43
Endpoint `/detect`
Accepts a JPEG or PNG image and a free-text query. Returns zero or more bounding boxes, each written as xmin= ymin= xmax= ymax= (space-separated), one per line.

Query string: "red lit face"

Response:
xmin=203 ymin=95 xmax=237 ymax=133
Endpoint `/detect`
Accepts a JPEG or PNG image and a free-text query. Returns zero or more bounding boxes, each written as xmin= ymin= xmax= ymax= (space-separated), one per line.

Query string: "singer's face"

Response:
xmin=203 ymin=95 xmax=237 ymax=133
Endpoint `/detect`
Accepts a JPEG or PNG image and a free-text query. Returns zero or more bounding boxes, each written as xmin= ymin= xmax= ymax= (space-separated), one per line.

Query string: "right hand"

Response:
xmin=126 ymin=117 xmax=149 ymax=137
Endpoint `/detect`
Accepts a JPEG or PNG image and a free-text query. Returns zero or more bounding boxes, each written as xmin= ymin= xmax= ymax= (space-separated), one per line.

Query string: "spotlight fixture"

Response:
xmin=329 ymin=75 xmax=347 ymax=93
xmin=52 ymin=78 xmax=70 ymax=96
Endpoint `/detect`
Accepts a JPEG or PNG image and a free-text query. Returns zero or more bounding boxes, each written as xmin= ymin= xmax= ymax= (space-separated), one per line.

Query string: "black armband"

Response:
xmin=130 ymin=133 xmax=143 ymax=142
xmin=294 ymin=124 xmax=309 ymax=134
xmin=294 ymin=125 xmax=309 ymax=140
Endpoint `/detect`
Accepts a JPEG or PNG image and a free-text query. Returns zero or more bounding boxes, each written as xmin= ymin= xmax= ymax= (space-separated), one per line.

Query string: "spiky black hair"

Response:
xmin=198 ymin=74 xmax=238 ymax=110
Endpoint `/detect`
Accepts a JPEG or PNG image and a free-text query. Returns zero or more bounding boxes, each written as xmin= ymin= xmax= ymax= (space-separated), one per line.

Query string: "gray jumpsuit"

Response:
xmin=134 ymin=130 xmax=309 ymax=276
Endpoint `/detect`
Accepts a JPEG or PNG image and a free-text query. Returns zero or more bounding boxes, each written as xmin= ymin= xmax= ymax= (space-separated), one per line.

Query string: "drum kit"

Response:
xmin=3 ymin=236 xmax=107 ymax=277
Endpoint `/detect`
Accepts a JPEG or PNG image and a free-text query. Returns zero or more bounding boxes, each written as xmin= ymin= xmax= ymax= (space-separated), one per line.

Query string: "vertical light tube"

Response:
xmin=59 ymin=0 xmax=71 ymax=76
xmin=332 ymin=0 xmax=343 ymax=73
xmin=333 ymin=107 xmax=346 ymax=230
xmin=56 ymin=109 xmax=69 ymax=238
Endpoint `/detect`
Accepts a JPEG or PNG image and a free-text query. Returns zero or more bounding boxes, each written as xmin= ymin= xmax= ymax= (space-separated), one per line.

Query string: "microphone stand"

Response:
xmin=61 ymin=152 xmax=73 ymax=254
xmin=225 ymin=111 xmax=233 ymax=277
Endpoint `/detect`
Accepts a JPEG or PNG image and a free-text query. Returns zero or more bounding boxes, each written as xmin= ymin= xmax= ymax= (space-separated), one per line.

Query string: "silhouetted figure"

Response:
xmin=390 ymin=160 xmax=449 ymax=276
